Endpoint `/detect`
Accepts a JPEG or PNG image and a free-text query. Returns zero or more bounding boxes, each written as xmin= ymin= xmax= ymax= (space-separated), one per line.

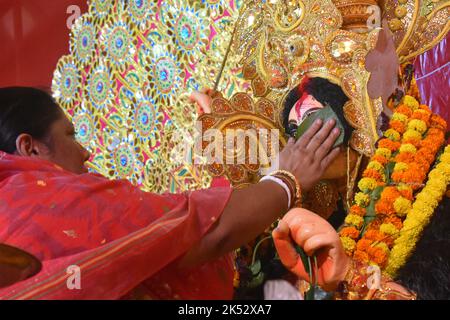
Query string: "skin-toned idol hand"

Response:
xmin=189 ymin=88 xmax=216 ymax=115
xmin=272 ymin=209 xmax=351 ymax=291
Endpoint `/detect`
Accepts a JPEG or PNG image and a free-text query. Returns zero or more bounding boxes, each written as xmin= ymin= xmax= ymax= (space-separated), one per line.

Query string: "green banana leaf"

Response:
xmin=295 ymin=105 xmax=345 ymax=148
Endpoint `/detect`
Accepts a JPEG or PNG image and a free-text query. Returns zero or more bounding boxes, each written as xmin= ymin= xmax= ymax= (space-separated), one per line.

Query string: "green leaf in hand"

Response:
xmin=295 ymin=105 xmax=345 ymax=148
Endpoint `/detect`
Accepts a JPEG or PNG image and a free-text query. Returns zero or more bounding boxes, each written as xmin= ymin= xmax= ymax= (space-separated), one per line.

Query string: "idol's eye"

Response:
xmin=301 ymin=108 xmax=321 ymax=121
xmin=287 ymin=121 xmax=298 ymax=137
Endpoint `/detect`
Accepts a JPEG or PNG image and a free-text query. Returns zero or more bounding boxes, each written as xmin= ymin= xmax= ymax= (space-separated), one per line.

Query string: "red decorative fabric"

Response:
xmin=414 ymin=33 xmax=450 ymax=125
xmin=0 ymin=152 xmax=234 ymax=299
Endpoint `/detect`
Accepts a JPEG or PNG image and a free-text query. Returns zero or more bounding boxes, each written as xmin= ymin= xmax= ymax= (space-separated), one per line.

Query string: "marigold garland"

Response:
xmin=385 ymin=146 xmax=450 ymax=276
xmin=339 ymin=95 xmax=448 ymax=273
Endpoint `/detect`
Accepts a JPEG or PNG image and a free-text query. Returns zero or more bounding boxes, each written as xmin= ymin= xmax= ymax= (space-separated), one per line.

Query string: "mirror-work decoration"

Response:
xmin=53 ymin=0 xmax=246 ymax=193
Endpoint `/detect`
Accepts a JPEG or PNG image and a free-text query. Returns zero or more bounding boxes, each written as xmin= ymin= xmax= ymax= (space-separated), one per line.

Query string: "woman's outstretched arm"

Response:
xmin=179 ymin=118 xmax=341 ymax=268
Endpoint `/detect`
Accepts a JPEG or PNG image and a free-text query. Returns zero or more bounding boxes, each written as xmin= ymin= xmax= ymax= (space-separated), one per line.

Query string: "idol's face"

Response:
xmin=287 ymin=94 xmax=324 ymax=127
xmin=289 ymin=94 xmax=357 ymax=180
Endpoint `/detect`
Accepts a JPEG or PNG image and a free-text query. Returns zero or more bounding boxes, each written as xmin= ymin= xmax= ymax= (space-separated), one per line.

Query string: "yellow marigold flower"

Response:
xmin=358 ymin=178 xmax=377 ymax=192
xmin=345 ymin=214 xmax=364 ymax=228
xmin=341 ymin=236 xmax=356 ymax=253
xmin=394 ymin=162 xmax=408 ymax=172
xmin=427 ymin=180 xmax=447 ymax=195
xmin=384 ymin=129 xmax=401 ymax=141
xmin=416 ymin=192 xmax=439 ymax=209
xmin=397 ymin=183 xmax=412 ymax=193
xmin=428 ymin=168 xmax=443 ymax=180
xmin=355 ymin=192 xmax=370 ymax=207
xmin=435 ymin=163 xmax=450 ymax=181
xmin=393 ymin=197 xmax=412 ymax=217
xmin=403 ymin=95 xmax=419 ymax=110
xmin=441 ymin=152 xmax=450 ymax=164
xmin=399 ymin=143 xmax=417 ymax=154
xmin=375 ymin=148 xmax=392 ymax=159
xmin=407 ymin=119 xmax=427 ymax=134
xmin=391 ymin=112 xmax=408 ymax=124
xmin=380 ymin=223 xmax=399 ymax=236
xmin=403 ymin=129 xmax=422 ymax=141
xmin=367 ymin=161 xmax=384 ymax=173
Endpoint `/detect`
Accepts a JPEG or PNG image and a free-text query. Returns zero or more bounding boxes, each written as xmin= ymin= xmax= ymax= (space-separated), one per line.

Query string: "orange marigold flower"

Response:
xmin=415 ymin=148 xmax=436 ymax=164
xmin=364 ymin=230 xmax=385 ymax=242
xmin=419 ymin=104 xmax=431 ymax=113
xmin=356 ymin=239 xmax=373 ymax=252
xmin=371 ymin=154 xmax=389 ymax=165
xmin=363 ymin=169 xmax=384 ymax=181
xmin=395 ymin=152 xmax=415 ymax=164
xmin=402 ymin=137 xmax=421 ymax=148
xmin=349 ymin=205 xmax=366 ymax=217
xmin=390 ymin=120 xmax=406 ymax=134
xmin=339 ymin=226 xmax=360 ymax=240
xmin=421 ymin=138 xmax=444 ymax=154
xmin=411 ymin=111 xmax=431 ymax=126
xmin=398 ymin=188 xmax=413 ymax=201
xmin=375 ymin=199 xmax=396 ymax=215
xmin=430 ymin=114 xmax=448 ymax=131
xmin=427 ymin=127 xmax=445 ymax=137
xmin=384 ymin=216 xmax=403 ymax=229
xmin=378 ymin=139 xmax=401 ymax=152
xmin=380 ymin=186 xmax=401 ymax=202
xmin=368 ymin=246 xmax=388 ymax=266
xmin=354 ymin=250 xmax=369 ymax=263
xmin=396 ymin=104 xmax=413 ymax=117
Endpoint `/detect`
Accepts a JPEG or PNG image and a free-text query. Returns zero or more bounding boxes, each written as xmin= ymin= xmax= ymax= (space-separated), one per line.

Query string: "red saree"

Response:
xmin=0 ymin=151 xmax=234 ymax=300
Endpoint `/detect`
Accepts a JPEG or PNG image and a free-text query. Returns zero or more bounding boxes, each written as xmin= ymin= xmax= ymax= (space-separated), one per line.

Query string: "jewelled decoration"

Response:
xmin=135 ymin=102 xmax=154 ymax=137
xmin=145 ymin=40 xmax=183 ymax=107
xmin=158 ymin=0 xmax=210 ymax=66
xmin=89 ymin=0 xmax=114 ymax=23
xmin=126 ymin=0 xmax=156 ymax=31
xmin=53 ymin=0 xmax=245 ymax=193
xmin=128 ymin=92 xmax=165 ymax=149
xmin=100 ymin=18 xmax=137 ymax=73
xmin=52 ymin=56 xmax=81 ymax=108
xmin=114 ymin=143 xmax=135 ymax=178
xmin=73 ymin=112 xmax=95 ymax=147
xmin=70 ymin=15 xmax=97 ymax=65
xmin=85 ymin=62 xmax=115 ymax=111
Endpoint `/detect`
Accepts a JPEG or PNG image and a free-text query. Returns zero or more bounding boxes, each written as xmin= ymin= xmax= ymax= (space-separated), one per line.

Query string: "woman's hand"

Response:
xmin=189 ymin=88 xmax=216 ymax=115
xmin=278 ymin=119 xmax=341 ymax=192
xmin=272 ymin=208 xmax=350 ymax=292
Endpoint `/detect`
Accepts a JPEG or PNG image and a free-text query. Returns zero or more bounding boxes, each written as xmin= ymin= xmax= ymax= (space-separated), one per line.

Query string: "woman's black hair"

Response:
xmin=282 ymin=77 xmax=353 ymax=143
xmin=0 ymin=87 xmax=62 ymax=154
xmin=395 ymin=196 xmax=450 ymax=299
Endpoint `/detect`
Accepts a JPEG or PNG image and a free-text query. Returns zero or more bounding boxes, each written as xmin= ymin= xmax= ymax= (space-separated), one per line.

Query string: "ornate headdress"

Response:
xmin=198 ymin=0 xmax=449 ymax=187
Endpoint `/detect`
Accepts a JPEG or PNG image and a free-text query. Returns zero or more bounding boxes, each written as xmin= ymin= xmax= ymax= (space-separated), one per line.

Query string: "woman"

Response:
xmin=0 ymin=87 xmax=340 ymax=299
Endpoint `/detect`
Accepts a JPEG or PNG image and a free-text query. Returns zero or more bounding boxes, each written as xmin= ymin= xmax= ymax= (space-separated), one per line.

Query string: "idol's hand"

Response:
xmin=273 ymin=208 xmax=350 ymax=292
xmin=278 ymin=119 xmax=340 ymax=192
xmin=189 ymin=88 xmax=216 ymax=115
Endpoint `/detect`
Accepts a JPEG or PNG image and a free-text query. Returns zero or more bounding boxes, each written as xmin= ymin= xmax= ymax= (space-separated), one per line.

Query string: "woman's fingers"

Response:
xmin=320 ymin=147 xmax=341 ymax=171
xmin=314 ymin=126 xmax=341 ymax=161
xmin=295 ymin=119 xmax=323 ymax=149
xmin=306 ymin=119 xmax=338 ymax=153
